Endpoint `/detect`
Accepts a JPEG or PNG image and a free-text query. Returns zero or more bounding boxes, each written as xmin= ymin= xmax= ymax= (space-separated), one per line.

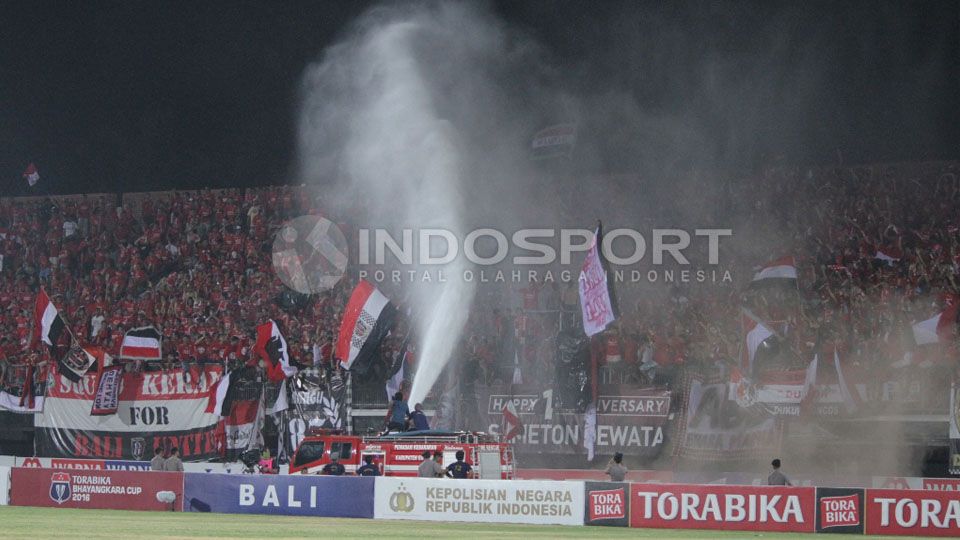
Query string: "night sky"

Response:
xmin=2 ymin=1 xmax=958 ymax=196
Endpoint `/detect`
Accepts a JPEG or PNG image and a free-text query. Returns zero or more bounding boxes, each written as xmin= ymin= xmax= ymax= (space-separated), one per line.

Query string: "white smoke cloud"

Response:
xmin=298 ymin=3 xmax=531 ymax=405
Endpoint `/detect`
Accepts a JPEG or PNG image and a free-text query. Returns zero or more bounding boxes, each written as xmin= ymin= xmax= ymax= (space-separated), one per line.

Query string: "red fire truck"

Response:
xmin=289 ymin=430 xmax=515 ymax=479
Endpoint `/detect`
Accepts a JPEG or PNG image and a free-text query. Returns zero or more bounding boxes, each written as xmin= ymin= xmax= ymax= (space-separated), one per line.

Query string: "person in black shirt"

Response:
xmin=321 ymin=455 xmax=345 ymax=476
xmin=445 ymin=450 xmax=472 ymax=479
xmin=356 ymin=455 xmax=380 ymax=476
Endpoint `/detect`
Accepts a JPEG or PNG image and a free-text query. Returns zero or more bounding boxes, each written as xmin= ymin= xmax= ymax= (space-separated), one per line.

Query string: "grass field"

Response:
xmin=0 ymin=506 xmax=923 ymax=540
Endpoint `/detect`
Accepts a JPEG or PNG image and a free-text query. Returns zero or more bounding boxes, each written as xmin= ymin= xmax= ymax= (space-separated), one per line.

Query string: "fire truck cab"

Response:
xmin=290 ymin=430 xmax=514 ymax=479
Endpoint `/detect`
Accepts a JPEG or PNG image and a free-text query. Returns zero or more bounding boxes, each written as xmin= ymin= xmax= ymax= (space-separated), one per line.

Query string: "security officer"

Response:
xmin=768 ymin=458 xmax=792 ymax=486
xmin=356 ymin=455 xmax=380 ymax=476
xmin=150 ymin=447 xmax=165 ymax=471
xmin=163 ymin=447 xmax=184 ymax=472
xmin=417 ymin=451 xmax=435 ymax=478
xmin=605 ymin=452 xmax=627 ymax=482
xmin=445 ymin=450 xmax=472 ymax=479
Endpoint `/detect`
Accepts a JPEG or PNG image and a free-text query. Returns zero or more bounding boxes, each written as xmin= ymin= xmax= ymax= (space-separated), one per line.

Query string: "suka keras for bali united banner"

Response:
xmin=34 ymin=366 xmax=224 ymax=460
xmin=374 ymin=477 xmax=585 ymax=526
xmin=478 ymin=384 xmax=671 ymax=460
xmin=630 ymin=483 xmax=816 ymax=533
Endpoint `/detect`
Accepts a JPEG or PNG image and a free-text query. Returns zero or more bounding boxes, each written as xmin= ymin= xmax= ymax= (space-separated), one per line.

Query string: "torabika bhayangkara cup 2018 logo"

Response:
xmin=49 ymin=472 xmax=71 ymax=504
xmin=272 ymin=215 xmax=348 ymax=295
xmin=390 ymin=483 xmax=415 ymax=513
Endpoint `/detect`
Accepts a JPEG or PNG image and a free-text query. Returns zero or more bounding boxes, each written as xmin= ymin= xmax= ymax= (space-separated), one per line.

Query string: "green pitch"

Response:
xmin=0 ymin=506 xmax=918 ymax=539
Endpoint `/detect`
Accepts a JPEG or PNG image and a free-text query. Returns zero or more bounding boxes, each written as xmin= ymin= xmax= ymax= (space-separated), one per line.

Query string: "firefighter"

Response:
xmin=356 ymin=455 xmax=380 ymax=476
xmin=445 ymin=450 xmax=472 ymax=479
xmin=321 ymin=454 xmax=345 ymax=475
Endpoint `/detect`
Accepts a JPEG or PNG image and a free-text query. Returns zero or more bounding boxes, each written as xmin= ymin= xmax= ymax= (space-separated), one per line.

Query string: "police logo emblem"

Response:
xmin=389 ymin=483 xmax=415 ymax=513
xmin=49 ymin=472 xmax=71 ymax=504
xmin=131 ymin=437 xmax=146 ymax=461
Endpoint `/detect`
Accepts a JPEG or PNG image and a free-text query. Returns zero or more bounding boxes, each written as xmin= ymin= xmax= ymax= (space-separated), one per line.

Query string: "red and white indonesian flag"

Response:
xmin=23 ymin=163 xmax=39 ymax=187
xmin=336 ymin=280 xmax=397 ymax=374
xmin=751 ymin=256 xmax=798 ymax=285
xmin=741 ymin=312 xmax=774 ymax=374
xmin=578 ymin=225 xmax=617 ymax=337
xmin=254 ymin=320 xmax=298 ymax=382
xmin=501 ymin=400 xmax=523 ymax=442
xmin=33 ymin=288 xmax=65 ymax=349
xmin=912 ymin=304 xmax=959 ymax=345
xmin=120 ymin=326 xmax=162 ymax=360
xmin=224 ymin=395 xmax=263 ymax=451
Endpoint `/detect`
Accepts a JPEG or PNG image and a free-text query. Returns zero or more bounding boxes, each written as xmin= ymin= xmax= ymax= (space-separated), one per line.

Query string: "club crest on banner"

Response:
xmin=131 ymin=437 xmax=146 ymax=461
xmin=49 ymin=472 xmax=72 ymax=504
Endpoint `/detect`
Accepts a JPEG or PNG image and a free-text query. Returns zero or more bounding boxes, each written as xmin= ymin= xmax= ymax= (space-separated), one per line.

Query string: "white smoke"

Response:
xmin=297 ymin=3 xmax=535 ymax=405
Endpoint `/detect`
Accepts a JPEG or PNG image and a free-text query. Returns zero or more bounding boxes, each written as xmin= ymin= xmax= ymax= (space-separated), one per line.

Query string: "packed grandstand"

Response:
xmin=0 ymin=160 xmax=957 ymax=477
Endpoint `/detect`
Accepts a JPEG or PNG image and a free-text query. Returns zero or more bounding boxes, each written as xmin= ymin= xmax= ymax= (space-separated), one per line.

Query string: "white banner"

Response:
xmin=0 ymin=466 xmax=8 ymax=505
xmin=578 ymin=227 xmax=616 ymax=337
xmin=35 ymin=368 xmax=221 ymax=432
xmin=374 ymin=477 xmax=584 ymax=526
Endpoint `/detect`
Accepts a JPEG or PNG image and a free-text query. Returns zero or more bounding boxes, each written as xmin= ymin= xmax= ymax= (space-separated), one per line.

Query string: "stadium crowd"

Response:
xmin=0 ymin=161 xmax=957 ymax=403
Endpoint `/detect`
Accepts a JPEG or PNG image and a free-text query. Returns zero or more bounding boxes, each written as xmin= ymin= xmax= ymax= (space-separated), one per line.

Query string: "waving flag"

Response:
xmin=206 ymin=370 xmax=234 ymax=417
xmin=741 ymin=311 xmax=775 ymax=375
xmin=336 ymin=280 xmax=397 ymax=374
xmin=750 ymin=256 xmax=798 ymax=286
xmin=833 ymin=349 xmax=862 ymax=414
xmin=501 ymin=400 xmax=524 ymax=442
xmin=578 ymin=224 xmax=618 ymax=337
xmin=59 ymin=343 xmax=97 ymax=383
xmin=385 ymin=335 xmax=412 ymax=402
xmin=912 ymin=304 xmax=959 ymax=346
xmin=254 ymin=320 xmax=298 ymax=382
xmin=120 ymin=326 xmax=162 ymax=360
xmin=23 ymin=163 xmax=40 ymax=187
xmin=33 ymin=289 xmax=65 ymax=350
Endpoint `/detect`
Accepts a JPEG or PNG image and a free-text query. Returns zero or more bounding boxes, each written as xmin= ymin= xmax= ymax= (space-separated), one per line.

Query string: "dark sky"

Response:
xmin=1 ymin=1 xmax=958 ymax=195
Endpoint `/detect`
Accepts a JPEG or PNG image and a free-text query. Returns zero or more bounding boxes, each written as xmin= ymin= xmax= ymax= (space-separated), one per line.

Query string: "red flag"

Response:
xmin=336 ymin=280 xmax=396 ymax=373
xmin=254 ymin=320 xmax=297 ymax=382
xmin=501 ymin=400 xmax=523 ymax=442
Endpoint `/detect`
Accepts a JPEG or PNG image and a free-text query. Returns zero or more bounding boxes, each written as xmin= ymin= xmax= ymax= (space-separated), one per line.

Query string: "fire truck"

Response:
xmin=289 ymin=429 xmax=515 ymax=479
